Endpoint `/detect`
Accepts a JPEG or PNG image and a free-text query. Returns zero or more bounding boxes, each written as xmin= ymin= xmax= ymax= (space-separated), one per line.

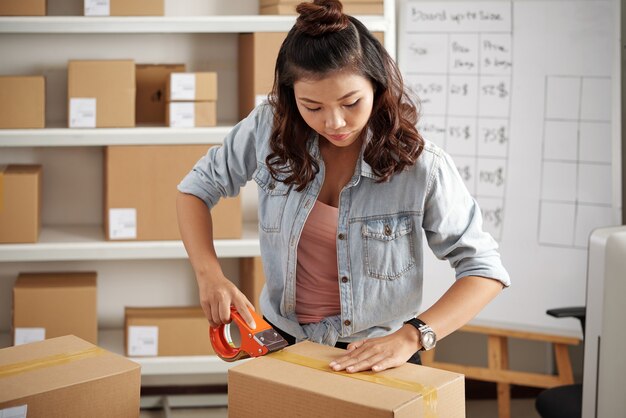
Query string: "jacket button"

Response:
xmin=341 ymin=276 xmax=349 ymax=283
xmin=344 ymin=320 xmax=351 ymax=326
xmin=268 ymin=183 xmax=276 ymax=190
xmin=338 ymin=233 xmax=345 ymax=240
xmin=384 ymin=225 xmax=392 ymax=236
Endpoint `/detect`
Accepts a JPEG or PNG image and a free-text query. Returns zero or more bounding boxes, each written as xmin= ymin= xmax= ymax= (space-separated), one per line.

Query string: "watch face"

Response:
xmin=422 ymin=331 xmax=436 ymax=349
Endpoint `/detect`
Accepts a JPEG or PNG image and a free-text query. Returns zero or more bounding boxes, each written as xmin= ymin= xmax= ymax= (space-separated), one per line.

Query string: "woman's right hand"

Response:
xmin=197 ymin=273 xmax=257 ymax=330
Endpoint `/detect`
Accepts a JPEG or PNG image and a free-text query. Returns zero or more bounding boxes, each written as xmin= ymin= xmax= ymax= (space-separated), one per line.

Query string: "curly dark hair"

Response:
xmin=266 ymin=0 xmax=424 ymax=191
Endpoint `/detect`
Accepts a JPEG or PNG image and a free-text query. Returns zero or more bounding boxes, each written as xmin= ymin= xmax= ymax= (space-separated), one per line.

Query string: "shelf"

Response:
xmin=0 ymin=15 xmax=389 ymax=34
xmin=0 ymin=124 xmax=237 ymax=147
xmin=0 ymin=223 xmax=261 ymax=262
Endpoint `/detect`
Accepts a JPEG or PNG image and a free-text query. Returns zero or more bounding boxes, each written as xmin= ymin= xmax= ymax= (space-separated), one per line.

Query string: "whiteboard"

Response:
xmin=398 ymin=0 xmax=619 ymax=334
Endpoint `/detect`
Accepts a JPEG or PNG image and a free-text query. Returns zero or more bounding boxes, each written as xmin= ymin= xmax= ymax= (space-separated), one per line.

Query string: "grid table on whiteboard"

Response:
xmin=399 ymin=1 xmax=513 ymax=241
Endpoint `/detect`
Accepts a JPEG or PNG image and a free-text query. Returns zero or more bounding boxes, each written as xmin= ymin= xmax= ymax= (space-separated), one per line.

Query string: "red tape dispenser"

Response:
xmin=210 ymin=306 xmax=289 ymax=362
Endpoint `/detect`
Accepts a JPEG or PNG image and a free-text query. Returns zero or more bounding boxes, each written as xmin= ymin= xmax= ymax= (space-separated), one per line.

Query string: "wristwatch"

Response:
xmin=404 ymin=317 xmax=437 ymax=351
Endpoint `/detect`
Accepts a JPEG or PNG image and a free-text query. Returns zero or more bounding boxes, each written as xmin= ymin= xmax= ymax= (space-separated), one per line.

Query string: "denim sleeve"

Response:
xmin=177 ymin=104 xmax=271 ymax=208
xmin=422 ymin=148 xmax=511 ymax=287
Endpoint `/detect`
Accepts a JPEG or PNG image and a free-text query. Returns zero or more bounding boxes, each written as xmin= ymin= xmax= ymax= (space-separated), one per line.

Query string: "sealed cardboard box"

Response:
xmin=0 ymin=76 xmax=45 ymax=129
xmin=136 ymin=63 xmax=186 ymax=125
xmin=68 ymin=60 xmax=135 ymax=128
xmin=124 ymin=306 xmax=214 ymax=356
xmin=166 ymin=101 xmax=217 ymax=127
xmin=238 ymin=32 xmax=287 ymax=119
xmin=0 ymin=0 xmax=47 ymax=16
xmin=84 ymin=0 xmax=164 ymax=16
xmin=229 ymin=341 xmax=465 ymax=417
xmin=0 ymin=165 xmax=41 ymax=244
xmin=13 ymin=272 xmax=98 ymax=345
xmin=166 ymin=72 xmax=218 ymax=102
xmin=104 ymin=145 xmax=242 ymax=241
xmin=0 ymin=335 xmax=140 ymax=417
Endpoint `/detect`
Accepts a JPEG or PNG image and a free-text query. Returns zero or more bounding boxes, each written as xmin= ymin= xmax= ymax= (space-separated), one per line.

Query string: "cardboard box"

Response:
xmin=84 ymin=0 xmax=163 ymax=16
xmin=166 ymin=101 xmax=217 ymax=127
xmin=136 ymin=63 xmax=186 ymax=125
xmin=0 ymin=76 xmax=45 ymax=129
xmin=260 ymin=2 xmax=384 ymax=15
xmin=124 ymin=306 xmax=214 ymax=356
xmin=0 ymin=0 xmax=47 ymax=16
xmin=166 ymin=72 xmax=218 ymax=102
xmin=229 ymin=341 xmax=465 ymax=417
xmin=0 ymin=335 xmax=140 ymax=417
xmin=13 ymin=272 xmax=98 ymax=345
xmin=68 ymin=60 xmax=135 ymax=128
xmin=104 ymin=145 xmax=242 ymax=241
xmin=238 ymin=32 xmax=287 ymax=119
xmin=0 ymin=165 xmax=41 ymax=244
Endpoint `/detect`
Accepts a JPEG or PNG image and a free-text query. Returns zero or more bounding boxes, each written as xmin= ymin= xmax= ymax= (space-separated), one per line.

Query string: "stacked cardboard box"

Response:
xmin=0 ymin=0 xmax=47 ymax=16
xmin=84 ymin=0 xmax=164 ymax=16
xmin=0 ymin=76 xmax=45 ymax=129
xmin=238 ymin=32 xmax=287 ymax=120
xmin=12 ymin=272 xmax=98 ymax=345
xmin=68 ymin=60 xmax=135 ymax=128
xmin=0 ymin=165 xmax=42 ymax=244
xmin=259 ymin=0 xmax=383 ymax=15
xmin=136 ymin=63 xmax=186 ymax=125
xmin=165 ymin=72 xmax=218 ymax=127
xmin=124 ymin=307 xmax=214 ymax=356
xmin=229 ymin=341 xmax=465 ymax=417
xmin=0 ymin=336 xmax=140 ymax=417
xmin=104 ymin=144 xmax=241 ymax=241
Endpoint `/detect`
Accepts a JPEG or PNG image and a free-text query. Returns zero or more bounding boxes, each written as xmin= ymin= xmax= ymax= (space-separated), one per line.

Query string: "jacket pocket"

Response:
xmin=362 ymin=216 xmax=416 ymax=280
xmin=254 ymin=166 xmax=291 ymax=233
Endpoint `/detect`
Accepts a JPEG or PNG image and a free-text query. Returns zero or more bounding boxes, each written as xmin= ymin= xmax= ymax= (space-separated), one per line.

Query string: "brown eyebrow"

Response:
xmin=298 ymin=90 xmax=359 ymax=104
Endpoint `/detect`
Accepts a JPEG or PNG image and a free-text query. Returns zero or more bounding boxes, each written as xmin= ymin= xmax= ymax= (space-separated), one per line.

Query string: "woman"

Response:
xmin=177 ymin=0 xmax=510 ymax=373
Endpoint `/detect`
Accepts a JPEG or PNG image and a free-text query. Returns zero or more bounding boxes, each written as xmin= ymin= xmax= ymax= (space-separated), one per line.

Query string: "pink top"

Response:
xmin=295 ymin=200 xmax=341 ymax=324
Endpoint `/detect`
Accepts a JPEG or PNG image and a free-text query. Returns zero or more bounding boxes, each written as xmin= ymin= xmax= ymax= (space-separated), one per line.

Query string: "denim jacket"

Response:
xmin=178 ymin=103 xmax=510 ymax=345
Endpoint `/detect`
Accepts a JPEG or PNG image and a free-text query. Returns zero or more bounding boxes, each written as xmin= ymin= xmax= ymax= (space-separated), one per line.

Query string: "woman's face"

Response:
xmin=293 ymin=70 xmax=374 ymax=149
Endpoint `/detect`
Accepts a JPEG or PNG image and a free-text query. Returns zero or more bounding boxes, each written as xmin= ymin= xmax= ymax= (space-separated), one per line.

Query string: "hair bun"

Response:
xmin=295 ymin=0 xmax=350 ymax=36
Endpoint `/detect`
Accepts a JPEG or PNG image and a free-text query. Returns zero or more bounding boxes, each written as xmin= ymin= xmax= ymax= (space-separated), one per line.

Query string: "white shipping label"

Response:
xmin=109 ymin=208 xmax=137 ymax=240
xmin=14 ymin=328 xmax=45 ymax=346
xmin=69 ymin=98 xmax=96 ymax=128
xmin=128 ymin=326 xmax=159 ymax=356
xmin=84 ymin=0 xmax=110 ymax=16
xmin=170 ymin=73 xmax=196 ymax=101
xmin=169 ymin=102 xmax=195 ymax=128
xmin=0 ymin=405 xmax=28 ymax=418
xmin=255 ymin=94 xmax=268 ymax=107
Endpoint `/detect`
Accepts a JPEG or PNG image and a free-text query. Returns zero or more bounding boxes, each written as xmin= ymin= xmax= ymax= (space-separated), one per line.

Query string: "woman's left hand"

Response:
xmin=328 ymin=324 xmax=421 ymax=373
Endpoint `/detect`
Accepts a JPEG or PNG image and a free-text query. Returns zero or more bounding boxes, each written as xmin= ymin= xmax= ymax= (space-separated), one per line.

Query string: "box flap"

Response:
xmin=15 ymin=272 xmax=97 ymax=288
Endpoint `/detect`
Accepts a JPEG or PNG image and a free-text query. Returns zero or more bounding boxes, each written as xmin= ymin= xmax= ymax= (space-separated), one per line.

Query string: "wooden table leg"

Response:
xmin=488 ymin=335 xmax=511 ymax=418
xmin=554 ymin=343 xmax=574 ymax=385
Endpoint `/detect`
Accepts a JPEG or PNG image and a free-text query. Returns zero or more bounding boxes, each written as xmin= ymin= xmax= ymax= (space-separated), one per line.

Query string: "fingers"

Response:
xmin=233 ymin=299 xmax=257 ymax=330
xmin=329 ymin=337 xmax=410 ymax=373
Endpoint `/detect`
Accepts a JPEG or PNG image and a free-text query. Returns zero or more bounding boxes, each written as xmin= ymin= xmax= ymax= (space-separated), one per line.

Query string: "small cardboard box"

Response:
xmin=84 ymin=0 xmax=164 ymax=16
xmin=238 ymin=32 xmax=287 ymax=119
xmin=12 ymin=272 xmax=98 ymax=345
xmin=166 ymin=72 xmax=218 ymax=102
xmin=0 ymin=0 xmax=47 ymax=16
xmin=0 ymin=165 xmax=42 ymax=244
xmin=229 ymin=341 xmax=465 ymax=417
xmin=0 ymin=76 xmax=45 ymax=129
xmin=136 ymin=63 xmax=186 ymax=125
xmin=0 ymin=335 xmax=140 ymax=417
xmin=104 ymin=145 xmax=242 ymax=241
xmin=166 ymin=101 xmax=217 ymax=127
xmin=124 ymin=306 xmax=214 ymax=356
xmin=68 ymin=60 xmax=135 ymax=128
